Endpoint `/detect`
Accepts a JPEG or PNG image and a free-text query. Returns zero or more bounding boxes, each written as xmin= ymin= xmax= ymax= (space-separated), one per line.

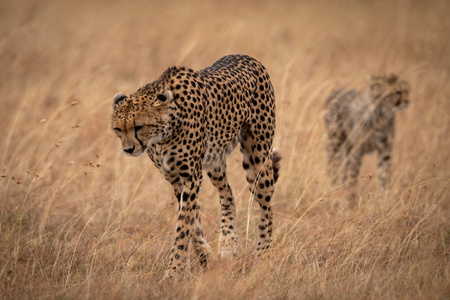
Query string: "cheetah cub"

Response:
xmin=325 ymin=74 xmax=410 ymax=192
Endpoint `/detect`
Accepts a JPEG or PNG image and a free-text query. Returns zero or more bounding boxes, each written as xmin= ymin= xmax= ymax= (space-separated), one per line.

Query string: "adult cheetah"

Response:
xmin=112 ymin=55 xmax=280 ymax=276
xmin=325 ymin=74 xmax=410 ymax=193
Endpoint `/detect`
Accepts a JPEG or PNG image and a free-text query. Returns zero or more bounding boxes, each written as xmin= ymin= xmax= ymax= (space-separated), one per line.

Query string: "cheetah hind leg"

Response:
xmin=240 ymin=125 xmax=280 ymax=255
xmin=325 ymin=129 xmax=346 ymax=185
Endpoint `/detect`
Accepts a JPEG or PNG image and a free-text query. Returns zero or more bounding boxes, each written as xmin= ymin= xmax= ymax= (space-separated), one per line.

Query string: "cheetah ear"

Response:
xmin=154 ymin=90 xmax=173 ymax=107
xmin=387 ymin=73 xmax=398 ymax=84
xmin=113 ymin=92 xmax=127 ymax=105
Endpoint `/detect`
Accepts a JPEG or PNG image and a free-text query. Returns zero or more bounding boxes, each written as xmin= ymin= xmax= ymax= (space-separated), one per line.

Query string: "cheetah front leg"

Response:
xmin=161 ymin=171 xmax=211 ymax=265
xmin=165 ymin=173 xmax=208 ymax=277
xmin=163 ymin=173 xmax=183 ymax=209
xmin=207 ymin=165 xmax=238 ymax=258
xmin=190 ymin=203 xmax=212 ymax=266
xmin=166 ymin=175 xmax=211 ymax=266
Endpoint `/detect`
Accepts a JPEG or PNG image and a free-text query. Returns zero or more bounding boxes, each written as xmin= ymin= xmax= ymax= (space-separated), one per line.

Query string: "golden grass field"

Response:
xmin=1 ymin=0 xmax=449 ymax=298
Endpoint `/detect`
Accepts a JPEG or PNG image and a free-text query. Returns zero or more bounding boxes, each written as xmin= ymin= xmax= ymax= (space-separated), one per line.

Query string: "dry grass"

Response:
xmin=1 ymin=0 xmax=449 ymax=299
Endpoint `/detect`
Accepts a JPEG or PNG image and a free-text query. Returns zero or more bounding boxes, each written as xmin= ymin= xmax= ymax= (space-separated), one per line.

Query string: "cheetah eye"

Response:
xmin=135 ymin=125 xmax=143 ymax=132
xmin=113 ymin=127 xmax=121 ymax=132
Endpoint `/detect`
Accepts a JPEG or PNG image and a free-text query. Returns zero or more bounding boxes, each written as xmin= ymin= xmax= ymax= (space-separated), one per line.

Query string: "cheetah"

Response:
xmin=325 ymin=74 xmax=410 ymax=193
xmin=111 ymin=55 xmax=280 ymax=276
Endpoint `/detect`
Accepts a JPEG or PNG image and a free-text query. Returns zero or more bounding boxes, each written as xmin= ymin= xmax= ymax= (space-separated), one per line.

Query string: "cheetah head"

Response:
xmin=111 ymin=89 xmax=174 ymax=156
xmin=367 ymin=74 xmax=410 ymax=112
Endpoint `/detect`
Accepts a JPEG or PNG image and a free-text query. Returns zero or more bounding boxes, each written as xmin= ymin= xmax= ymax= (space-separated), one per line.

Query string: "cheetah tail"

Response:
xmin=272 ymin=148 xmax=281 ymax=183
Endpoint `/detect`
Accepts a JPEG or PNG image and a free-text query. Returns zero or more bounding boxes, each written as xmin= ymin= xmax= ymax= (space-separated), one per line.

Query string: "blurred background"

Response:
xmin=0 ymin=0 xmax=449 ymax=298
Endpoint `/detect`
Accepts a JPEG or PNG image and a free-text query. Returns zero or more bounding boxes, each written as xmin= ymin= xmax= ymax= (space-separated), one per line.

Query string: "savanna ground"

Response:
xmin=1 ymin=0 xmax=449 ymax=299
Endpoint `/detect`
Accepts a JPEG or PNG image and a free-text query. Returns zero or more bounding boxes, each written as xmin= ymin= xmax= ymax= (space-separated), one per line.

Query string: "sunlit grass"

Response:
xmin=0 ymin=0 xmax=449 ymax=298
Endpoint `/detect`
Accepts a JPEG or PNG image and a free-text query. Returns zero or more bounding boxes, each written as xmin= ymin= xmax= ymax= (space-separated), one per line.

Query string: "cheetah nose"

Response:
xmin=124 ymin=146 xmax=135 ymax=154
